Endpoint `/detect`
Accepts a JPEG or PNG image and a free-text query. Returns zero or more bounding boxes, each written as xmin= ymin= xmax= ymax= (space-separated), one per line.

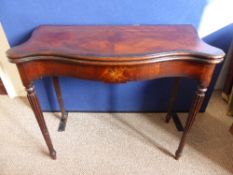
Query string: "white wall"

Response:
xmin=198 ymin=0 xmax=233 ymax=89
xmin=0 ymin=23 xmax=26 ymax=97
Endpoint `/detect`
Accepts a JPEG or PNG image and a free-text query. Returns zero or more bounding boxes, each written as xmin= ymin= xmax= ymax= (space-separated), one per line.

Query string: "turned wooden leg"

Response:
xmin=165 ymin=78 xmax=181 ymax=123
xmin=52 ymin=77 xmax=68 ymax=131
xmin=175 ymin=85 xmax=207 ymax=160
xmin=26 ymin=83 xmax=56 ymax=159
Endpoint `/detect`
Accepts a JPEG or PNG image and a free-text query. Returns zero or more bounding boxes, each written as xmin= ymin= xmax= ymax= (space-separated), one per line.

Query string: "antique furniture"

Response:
xmin=7 ymin=25 xmax=225 ymax=160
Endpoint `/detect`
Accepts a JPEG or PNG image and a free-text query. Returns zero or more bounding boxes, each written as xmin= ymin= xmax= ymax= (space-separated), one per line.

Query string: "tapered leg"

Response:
xmin=165 ymin=78 xmax=181 ymax=123
xmin=52 ymin=77 xmax=68 ymax=131
xmin=26 ymin=83 xmax=56 ymax=159
xmin=175 ymin=85 xmax=207 ymax=160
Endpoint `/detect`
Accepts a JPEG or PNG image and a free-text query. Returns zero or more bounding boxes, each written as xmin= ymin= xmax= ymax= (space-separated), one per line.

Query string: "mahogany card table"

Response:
xmin=7 ymin=25 xmax=224 ymax=160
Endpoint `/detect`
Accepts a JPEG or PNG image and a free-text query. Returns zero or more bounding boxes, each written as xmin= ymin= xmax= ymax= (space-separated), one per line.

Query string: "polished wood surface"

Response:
xmin=7 ymin=25 xmax=225 ymax=160
xmin=7 ymin=25 xmax=224 ymax=63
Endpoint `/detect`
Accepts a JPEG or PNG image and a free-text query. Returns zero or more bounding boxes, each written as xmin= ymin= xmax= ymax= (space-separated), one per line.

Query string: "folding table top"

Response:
xmin=7 ymin=25 xmax=224 ymax=63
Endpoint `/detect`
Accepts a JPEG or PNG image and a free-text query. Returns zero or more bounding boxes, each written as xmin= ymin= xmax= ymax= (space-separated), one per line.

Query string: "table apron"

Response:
xmin=17 ymin=60 xmax=216 ymax=87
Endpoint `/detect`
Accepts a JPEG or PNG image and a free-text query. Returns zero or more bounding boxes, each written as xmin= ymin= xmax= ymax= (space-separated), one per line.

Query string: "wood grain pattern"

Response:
xmin=6 ymin=25 xmax=225 ymax=160
xmin=7 ymin=25 xmax=224 ymax=63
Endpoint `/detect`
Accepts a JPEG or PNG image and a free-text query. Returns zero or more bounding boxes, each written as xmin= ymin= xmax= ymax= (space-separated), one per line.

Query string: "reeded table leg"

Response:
xmin=26 ymin=83 xmax=56 ymax=159
xmin=165 ymin=78 xmax=181 ymax=123
xmin=175 ymin=85 xmax=207 ymax=160
xmin=52 ymin=77 xmax=68 ymax=132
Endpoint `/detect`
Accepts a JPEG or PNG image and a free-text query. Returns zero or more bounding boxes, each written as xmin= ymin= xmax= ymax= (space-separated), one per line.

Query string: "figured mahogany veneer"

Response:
xmin=8 ymin=25 xmax=223 ymax=62
xmin=7 ymin=25 xmax=224 ymax=160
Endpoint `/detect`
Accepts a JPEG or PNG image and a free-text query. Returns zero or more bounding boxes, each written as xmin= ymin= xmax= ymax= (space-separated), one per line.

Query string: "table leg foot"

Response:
xmin=175 ymin=150 xmax=181 ymax=160
xmin=50 ymin=149 xmax=57 ymax=160
xmin=58 ymin=111 xmax=69 ymax=132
